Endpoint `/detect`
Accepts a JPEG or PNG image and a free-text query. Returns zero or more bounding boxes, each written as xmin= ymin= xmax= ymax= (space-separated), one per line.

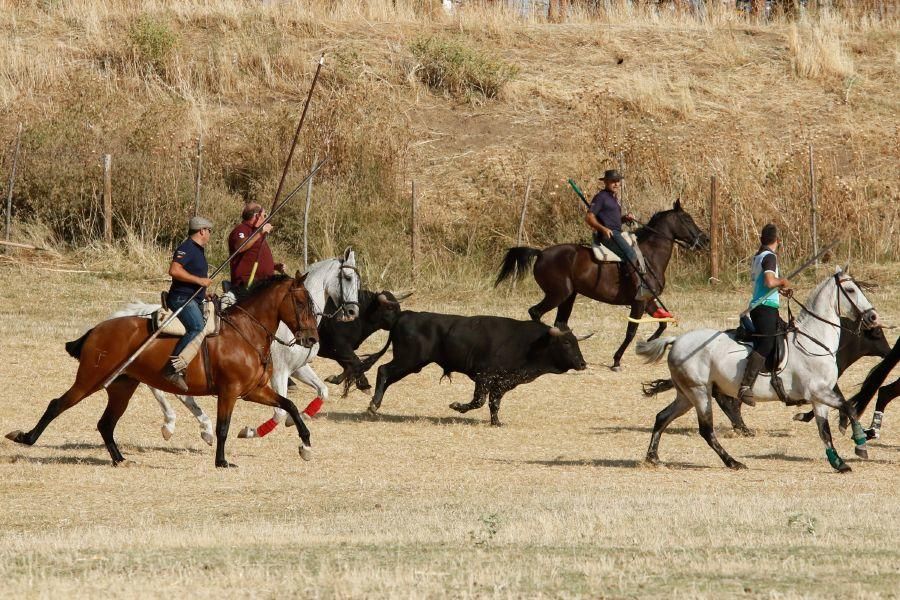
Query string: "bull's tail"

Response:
xmin=494 ymin=247 xmax=542 ymax=287
xmin=65 ymin=329 xmax=93 ymax=360
xmin=635 ymin=336 xmax=677 ymax=364
xmin=642 ymin=378 xmax=675 ymax=397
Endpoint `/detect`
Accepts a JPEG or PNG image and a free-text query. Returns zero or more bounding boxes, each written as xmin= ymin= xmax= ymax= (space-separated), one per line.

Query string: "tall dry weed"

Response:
xmin=788 ymin=16 xmax=855 ymax=79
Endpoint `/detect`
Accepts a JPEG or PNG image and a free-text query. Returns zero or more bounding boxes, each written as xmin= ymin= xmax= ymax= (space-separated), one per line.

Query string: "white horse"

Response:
xmin=637 ymin=268 xmax=881 ymax=472
xmin=111 ymin=248 xmax=360 ymax=444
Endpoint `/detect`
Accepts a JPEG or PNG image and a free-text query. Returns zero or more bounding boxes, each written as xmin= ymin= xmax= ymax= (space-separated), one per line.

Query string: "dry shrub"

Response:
xmin=615 ymin=69 xmax=696 ymax=118
xmin=409 ymin=35 xmax=518 ymax=100
xmin=788 ymin=17 xmax=855 ymax=79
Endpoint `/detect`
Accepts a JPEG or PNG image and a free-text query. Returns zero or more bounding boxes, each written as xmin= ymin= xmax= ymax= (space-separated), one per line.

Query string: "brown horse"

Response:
xmin=495 ymin=200 xmax=709 ymax=370
xmin=6 ymin=273 xmax=320 ymax=468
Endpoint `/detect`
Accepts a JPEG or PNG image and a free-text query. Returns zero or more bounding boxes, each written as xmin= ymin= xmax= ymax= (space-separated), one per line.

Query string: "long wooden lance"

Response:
xmin=101 ymin=156 xmax=329 ymax=389
xmin=568 ymin=178 xmax=673 ymax=317
xmin=247 ymin=53 xmax=326 ymax=288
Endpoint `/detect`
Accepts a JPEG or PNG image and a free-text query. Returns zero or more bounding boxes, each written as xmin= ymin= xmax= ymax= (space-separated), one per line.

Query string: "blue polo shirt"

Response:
xmin=589 ymin=189 xmax=623 ymax=232
xmin=168 ymin=239 xmax=208 ymax=298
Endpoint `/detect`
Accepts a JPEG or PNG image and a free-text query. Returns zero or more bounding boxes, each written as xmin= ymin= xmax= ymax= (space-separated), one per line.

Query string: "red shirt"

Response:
xmin=228 ymin=221 xmax=275 ymax=287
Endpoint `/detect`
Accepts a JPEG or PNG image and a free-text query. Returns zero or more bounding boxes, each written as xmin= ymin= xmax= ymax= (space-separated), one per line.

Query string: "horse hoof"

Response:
xmin=299 ymin=445 xmax=313 ymax=461
xmin=864 ymin=428 xmax=879 ymax=440
xmin=611 ymin=365 xmax=622 ymax=373
xmin=728 ymin=460 xmax=748 ymax=470
xmin=854 ymin=446 xmax=869 ymax=460
xmin=490 ymin=420 xmax=503 ymax=427
xmin=836 ymin=462 xmax=852 ymax=473
xmin=237 ymin=427 xmax=257 ymax=439
xmin=5 ymin=430 xmax=25 ymax=444
xmin=201 ymin=431 xmax=214 ymax=446
xmin=161 ymin=425 xmax=174 ymax=441
xmin=325 ymin=375 xmax=340 ymax=384
xmin=644 ymin=456 xmax=660 ymax=467
xmin=734 ymin=427 xmax=755 ymax=437
xmin=367 ymin=404 xmax=379 ymax=416
xmin=114 ymin=459 xmax=137 ymax=468
xmin=215 ymin=461 xmax=238 ymax=468
xmin=449 ymin=402 xmax=464 ymax=413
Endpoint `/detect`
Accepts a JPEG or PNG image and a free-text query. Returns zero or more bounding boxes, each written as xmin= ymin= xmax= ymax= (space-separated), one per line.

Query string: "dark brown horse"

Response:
xmin=495 ymin=200 xmax=709 ymax=370
xmin=6 ymin=273 xmax=320 ymax=468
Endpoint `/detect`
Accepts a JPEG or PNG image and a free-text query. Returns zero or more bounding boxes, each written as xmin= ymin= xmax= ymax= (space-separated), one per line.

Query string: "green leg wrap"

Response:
xmin=851 ymin=421 xmax=867 ymax=447
xmin=826 ymin=447 xmax=844 ymax=470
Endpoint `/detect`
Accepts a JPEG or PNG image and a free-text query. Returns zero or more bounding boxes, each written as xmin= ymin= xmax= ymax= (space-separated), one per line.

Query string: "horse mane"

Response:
xmin=634 ymin=209 xmax=671 ymax=243
xmin=229 ymin=274 xmax=294 ymax=309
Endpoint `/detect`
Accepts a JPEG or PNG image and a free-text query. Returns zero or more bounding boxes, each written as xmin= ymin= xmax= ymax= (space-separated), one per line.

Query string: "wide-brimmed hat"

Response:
xmin=602 ymin=169 xmax=624 ymax=182
xmin=189 ymin=216 xmax=213 ymax=230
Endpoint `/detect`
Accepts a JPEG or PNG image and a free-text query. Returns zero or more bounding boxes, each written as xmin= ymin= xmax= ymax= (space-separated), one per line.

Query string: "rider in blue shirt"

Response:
xmin=163 ymin=216 xmax=214 ymax=392
xmin=738 ymin=223 xmax=792 ymax=405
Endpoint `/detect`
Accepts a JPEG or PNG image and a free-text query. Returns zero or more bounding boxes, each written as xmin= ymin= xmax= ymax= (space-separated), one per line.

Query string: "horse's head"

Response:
xmin=281 ymin=272 xmax=319 ymax=348
xmin=647 ymin=200 xmax=710 ymax=252
xmin=325 ymin=247 xmax=360 ymax=322
xmin=834 ymin=267 xmax=879 ymax=330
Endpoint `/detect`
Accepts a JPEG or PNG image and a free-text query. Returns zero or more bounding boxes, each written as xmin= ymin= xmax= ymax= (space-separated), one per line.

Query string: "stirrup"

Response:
xmin=163 ymin=358 xmax=189 ymax=392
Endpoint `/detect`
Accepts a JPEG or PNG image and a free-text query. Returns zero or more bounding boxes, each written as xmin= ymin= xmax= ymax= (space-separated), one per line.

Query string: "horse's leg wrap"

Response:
xmin=255 ymin=418 xmax=278 ymax=438
xmin=851 ymin=420 xmax=869 ymax=458
xmin=866 ymin=411 xmax=883 ymax=440
xmin=825 ymin=447 xmax=846 ymax=471
xmin=303 ymin=397 xmax=323 ymax=417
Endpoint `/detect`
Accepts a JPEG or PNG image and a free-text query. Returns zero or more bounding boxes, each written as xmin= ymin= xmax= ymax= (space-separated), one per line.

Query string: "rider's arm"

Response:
xmin=169 ymin=261 xmax=213 ymax=288
xmin=763 ymin=271 xmax=791 ymax=290
xmin=585 ymin=211 xmax=612 ymax=239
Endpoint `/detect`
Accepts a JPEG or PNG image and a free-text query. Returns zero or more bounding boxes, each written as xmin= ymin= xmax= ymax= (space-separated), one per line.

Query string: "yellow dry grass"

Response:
xmin=1 ymin=262 xmax=899 ymax=598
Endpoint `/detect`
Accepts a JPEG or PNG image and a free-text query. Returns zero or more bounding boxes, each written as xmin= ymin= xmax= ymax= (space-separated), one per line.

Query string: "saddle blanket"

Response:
xmin=154 ymin=301 xmax=220 ymax=337
xmin=591 ymin=232 xmax=645 ymax=267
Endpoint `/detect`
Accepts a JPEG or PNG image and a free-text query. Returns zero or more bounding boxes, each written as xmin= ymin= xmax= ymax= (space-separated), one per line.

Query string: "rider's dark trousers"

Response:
xmin=750 ymin=305 xmax=778 ymax=359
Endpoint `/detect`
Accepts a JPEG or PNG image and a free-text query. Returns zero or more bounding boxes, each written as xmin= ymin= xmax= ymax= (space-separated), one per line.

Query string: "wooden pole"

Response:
xmin=516 ymin=176 xmax=532 ymax=246
xmin=709 ymin=175 xmax=719 ymax=282
xmin=103 ymin=154 xmax=112 ymax=244
xmin=808 ymin=143 xmax=818 ymax=271
xmin=303 ymin=152 xmax=318 ymax=270
xmin=4 ymin=123 xmax=22 ymax=241
xmin=411 ymin=181 xmax=418 ymax=281
xmin=193 ymin=134 xmax=202 ymax=217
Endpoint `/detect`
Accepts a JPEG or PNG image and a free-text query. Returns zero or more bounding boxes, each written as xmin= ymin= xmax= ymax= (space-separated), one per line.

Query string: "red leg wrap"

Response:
xmin=256 ymin=418 xmax=278 ymax=438
xmin=304 ymin=397 xmax=324 ymax=417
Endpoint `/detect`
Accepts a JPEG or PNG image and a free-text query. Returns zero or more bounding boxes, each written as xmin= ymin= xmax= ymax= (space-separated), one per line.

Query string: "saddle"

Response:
xmin=154 ymin=292 xmax=222 ymax=338
xmin=590 ymin=231 xmax=646 ymax=267
xmin=727 ymin=316 xmax=793 ymax=404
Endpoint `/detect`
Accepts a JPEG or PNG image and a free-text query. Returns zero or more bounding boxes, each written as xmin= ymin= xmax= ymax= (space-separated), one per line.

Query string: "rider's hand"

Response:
xmin=602 ymin=227 xmax=613 ymax=239
xmin=623 ymin=213 xmax=636 ymax=224
xmin=274 ymin=262 xmax=285 ymax=273
xmin=199 ymin=277 xmax=214 ymax=288
xmin=262 ymin=223 xmax=273 ymax=234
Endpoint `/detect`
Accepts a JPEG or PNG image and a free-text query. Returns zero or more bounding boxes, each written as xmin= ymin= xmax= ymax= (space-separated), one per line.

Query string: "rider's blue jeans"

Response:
xmin=168 ymin=294 xmax=205 ymax=357
xmin=596 ymin=230 xmax=639 ymax=267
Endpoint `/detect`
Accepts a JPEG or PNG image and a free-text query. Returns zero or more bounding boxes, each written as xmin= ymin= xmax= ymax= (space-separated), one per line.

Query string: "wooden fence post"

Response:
xmin=4 ymin=123 xmax=22 ymax=242
xmin=193 ymin=134 xmax=202 ymax=217
xmin=411 ymin=181 xmax=419 ymax=281
xmin=103 ymin=153 xmax=112 ymax=244
xmin=303 ymin=152 xmax=318 ymax=270
xmin=709 ymin=174 xmax=719 ymax=282
xmin=808 ymin=143 xmax=818 ymax=271
xmin=516 ymin=176 xmax=532 ymax=246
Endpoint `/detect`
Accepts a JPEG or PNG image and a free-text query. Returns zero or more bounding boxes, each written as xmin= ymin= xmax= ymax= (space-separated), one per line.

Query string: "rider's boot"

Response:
xmin=738 ymin=351 xmax=766 ymax=407
xmin=162 ymin=355 xmax=189 ymax=393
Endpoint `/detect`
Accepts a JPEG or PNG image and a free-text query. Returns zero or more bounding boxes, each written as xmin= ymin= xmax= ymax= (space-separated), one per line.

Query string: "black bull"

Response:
xmin=363 ymin=312 xmax=589 ymax=426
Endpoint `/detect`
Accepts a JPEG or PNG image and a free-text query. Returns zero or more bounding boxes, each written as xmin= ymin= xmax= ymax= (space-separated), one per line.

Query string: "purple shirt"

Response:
xmin=589 ymin=189 xmax=623 ymax=232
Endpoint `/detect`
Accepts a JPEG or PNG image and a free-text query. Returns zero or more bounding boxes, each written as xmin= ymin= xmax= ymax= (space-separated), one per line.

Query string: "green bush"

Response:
xmin=410 ymin=36 xmax=517 ymax=100
xmin=129 ymin=15 xmax=177 ymax=74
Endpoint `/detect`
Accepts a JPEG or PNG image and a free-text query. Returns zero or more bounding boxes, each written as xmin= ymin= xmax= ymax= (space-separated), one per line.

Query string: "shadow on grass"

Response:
xmin=491 ymin=457 xmax=712 ymax=471
xmin=745 ymin=451 xmax=898 ymax=466
xmin=49 ymin=442 xmax=204 ymax=455
xmin=590 ymin=425 xmax=695 ymax=436
xmin=2 ymin=454 xmax=114 ymax=467
xmin=324 ymin=410 xmax=483 ymax=426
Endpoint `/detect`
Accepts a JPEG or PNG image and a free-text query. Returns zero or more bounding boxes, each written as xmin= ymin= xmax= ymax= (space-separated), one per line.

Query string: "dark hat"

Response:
xmin=602 ymin=169 xmax=624 ymax=182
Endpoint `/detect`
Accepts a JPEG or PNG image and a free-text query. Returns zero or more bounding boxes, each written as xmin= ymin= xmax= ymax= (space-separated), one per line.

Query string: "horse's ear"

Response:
xmin=673 ymin=198 xmax=683 ymax=211
xmin=295 ymin=270 xmax=308 ymax=284
xmin=834 ymin=265 xmax=844 ymax=275
xmin=343 ymin=246 xmax=353 ymax=261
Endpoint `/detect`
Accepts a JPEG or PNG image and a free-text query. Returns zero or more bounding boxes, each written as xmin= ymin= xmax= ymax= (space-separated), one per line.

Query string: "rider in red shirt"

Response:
xmin=228 ymin=203 xmax=284 ymax=292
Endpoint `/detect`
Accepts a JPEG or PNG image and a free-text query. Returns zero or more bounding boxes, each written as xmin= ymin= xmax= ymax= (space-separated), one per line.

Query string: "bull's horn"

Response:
xmin=377 ymin=293 xmax=389 ymax=304
xmin=392 ymin=290 xmax=414 ymax=302
xmin=574 ymin=332 xmax=595 ymax=341
xmin=549 ymin=326 xmax=563 ymax=336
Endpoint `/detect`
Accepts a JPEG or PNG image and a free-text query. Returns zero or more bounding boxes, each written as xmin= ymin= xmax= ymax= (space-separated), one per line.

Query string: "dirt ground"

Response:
xmin=0 ymin=263 xmax=898 ymax=598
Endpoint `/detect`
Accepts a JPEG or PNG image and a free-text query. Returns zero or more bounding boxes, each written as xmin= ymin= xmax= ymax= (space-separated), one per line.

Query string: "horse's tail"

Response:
xmin=635 ymin=336 xmax=677 ymax=364
xmin=642 ymin=378 xmax=675 ymax=397
xmin=65 ymin=329 xmax=93 ymax=360
xmin=494 ymin=247 xmax=542 ymax=287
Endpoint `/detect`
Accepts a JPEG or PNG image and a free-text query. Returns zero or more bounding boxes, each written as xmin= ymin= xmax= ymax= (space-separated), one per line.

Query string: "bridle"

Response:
xmin=317 ymin=259 xmax=360 ymax=320
xmin=791 ymin=274 xmax=877 ymax=356
xmin=221 ymin=283 xmax=317 ymax=352
xmin=636 ymin=212 xmax=706 ymax=251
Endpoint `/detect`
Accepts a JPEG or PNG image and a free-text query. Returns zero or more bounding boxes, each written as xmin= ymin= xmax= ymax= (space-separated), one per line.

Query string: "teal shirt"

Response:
xmin=750 ymin=249 xmax=779 ymax=309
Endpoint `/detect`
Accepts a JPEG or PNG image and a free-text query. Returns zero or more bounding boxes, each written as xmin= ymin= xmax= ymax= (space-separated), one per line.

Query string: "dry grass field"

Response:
xmin=1 ymin=261 xmax=898 ymax=598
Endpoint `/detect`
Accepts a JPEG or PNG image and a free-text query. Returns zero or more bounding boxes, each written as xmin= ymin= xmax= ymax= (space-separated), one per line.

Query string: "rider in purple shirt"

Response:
xmin=585 ymin=170 xmax=673 ymax=320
